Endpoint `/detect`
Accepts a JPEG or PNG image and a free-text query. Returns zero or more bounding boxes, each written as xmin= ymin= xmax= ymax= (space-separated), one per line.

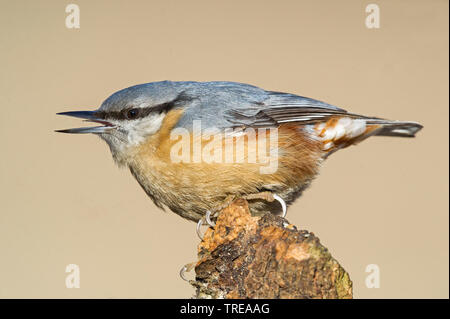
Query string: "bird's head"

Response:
xmin=56 ymin=81 xmax=188 ymax=164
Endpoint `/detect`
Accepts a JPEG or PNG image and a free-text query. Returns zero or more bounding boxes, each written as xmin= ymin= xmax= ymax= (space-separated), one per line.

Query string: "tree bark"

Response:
xmin=190 ymin=198 xmax=353 ymax=299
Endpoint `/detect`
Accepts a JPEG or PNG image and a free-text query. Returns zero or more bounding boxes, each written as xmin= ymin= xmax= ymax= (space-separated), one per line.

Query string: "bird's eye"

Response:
xmin=126 ymin=108 xmax=140 ymax=120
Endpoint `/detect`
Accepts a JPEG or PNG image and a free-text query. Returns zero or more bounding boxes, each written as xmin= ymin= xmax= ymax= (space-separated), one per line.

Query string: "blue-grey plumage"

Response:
xmin=56 ymin=81 xmax=423 ymax=222
xmin=97 ymin=81 xmax=344 ymax=130
xmin=94 ymin=81 xmax=421 ymax=134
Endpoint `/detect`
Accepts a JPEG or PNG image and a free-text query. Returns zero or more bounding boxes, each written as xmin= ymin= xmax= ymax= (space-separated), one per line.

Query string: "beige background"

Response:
xmin=0 ymin=0 xmax=448 ymax=298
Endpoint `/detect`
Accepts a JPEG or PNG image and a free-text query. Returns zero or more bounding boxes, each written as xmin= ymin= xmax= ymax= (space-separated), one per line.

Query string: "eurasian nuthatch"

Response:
xmin=56 ymin=81 xmax=422 ymax=225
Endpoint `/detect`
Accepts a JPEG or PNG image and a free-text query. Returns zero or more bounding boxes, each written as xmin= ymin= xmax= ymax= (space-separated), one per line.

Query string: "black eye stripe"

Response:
xmin=95 ymin=92 xmax=193 ymax=121
xmin=95 ymin=102 xmax=175 ymax=121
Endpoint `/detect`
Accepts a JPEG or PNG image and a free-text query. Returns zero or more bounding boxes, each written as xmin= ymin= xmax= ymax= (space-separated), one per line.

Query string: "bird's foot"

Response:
xmin=197 ymin=195 xmax=236 ymax=240
xmin=196 ymin=192 xmax=287 ymax=241
xmin=205 ymin=195 xmax=236 ymax=227
xmin=244 ymin=191 xmax=287 ymax=219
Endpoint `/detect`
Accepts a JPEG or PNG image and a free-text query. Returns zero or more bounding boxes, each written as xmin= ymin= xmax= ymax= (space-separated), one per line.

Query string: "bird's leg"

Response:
xmin=244 ymin=191 xmax=275 ymax=202
xmin=244 ymin=191 xmax=287 ymax=218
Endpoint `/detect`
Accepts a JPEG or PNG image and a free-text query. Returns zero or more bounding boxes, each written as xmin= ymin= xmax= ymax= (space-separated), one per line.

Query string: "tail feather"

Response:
xmin=313 ymin=116 xmax=423 ymax=156
xmin=367 ymin=120 xmax=423 ymax=138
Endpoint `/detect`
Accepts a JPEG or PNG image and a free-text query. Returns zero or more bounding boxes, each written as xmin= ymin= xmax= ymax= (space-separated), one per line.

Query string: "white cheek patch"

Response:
xmin=124 ymin=112 xmax=167 ymax=145
xmin=313 ymin=117 xmax=367 ymax=151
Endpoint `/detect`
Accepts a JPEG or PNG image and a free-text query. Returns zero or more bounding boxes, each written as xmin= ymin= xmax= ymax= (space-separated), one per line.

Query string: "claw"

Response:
xmin=205 ymin=210 xmax=216 ymax=227
xmin=196 ymin=217 xmax=206 ymax=240
xmin=197 ymin=212 xmax=217 ymax=241
xmin=179 ymin=265 xmax=189 ymax=281
xmin=179 ymin=262 xmax=196 ymax=282
xmin=273 ymin=194 xmax=287 ymax=218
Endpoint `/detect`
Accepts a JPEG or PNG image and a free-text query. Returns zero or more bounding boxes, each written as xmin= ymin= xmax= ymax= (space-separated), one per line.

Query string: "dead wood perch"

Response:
xmin=191 ymin=198 xmax=353 ymax=299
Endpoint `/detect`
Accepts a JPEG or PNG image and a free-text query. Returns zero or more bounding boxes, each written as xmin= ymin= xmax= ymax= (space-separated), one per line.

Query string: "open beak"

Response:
xmin=55 ymin=111 xmax=115 ymax=134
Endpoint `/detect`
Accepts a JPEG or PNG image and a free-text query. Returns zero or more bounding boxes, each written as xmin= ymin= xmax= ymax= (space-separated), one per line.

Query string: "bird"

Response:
xmin=56 ymin=81 xmax=422 ymax=225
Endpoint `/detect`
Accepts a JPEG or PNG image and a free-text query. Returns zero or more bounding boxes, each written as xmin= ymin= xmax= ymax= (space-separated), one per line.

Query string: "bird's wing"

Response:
xmin=172 ymin=82 xmax=420 ymax=138
xmin=223 ymin=90 xmax=351 ymax=127
xmin=174 ymin=82 xmax=355 ymax=130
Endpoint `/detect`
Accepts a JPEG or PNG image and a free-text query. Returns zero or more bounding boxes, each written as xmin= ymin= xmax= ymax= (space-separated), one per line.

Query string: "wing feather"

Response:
xmin=224 ymin=91 xmax=352 ymax=127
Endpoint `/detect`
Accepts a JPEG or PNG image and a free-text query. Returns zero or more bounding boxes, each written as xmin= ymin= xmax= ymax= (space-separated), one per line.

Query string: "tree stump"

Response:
xmin=190 ymin=198 xmax=352 ymax=299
